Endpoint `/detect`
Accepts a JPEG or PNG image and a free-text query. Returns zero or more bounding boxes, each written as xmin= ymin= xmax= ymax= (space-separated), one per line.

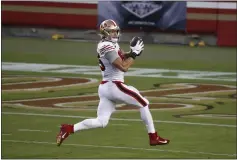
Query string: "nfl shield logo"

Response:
xmin=122 ymin=2 xmax=162 ymax=19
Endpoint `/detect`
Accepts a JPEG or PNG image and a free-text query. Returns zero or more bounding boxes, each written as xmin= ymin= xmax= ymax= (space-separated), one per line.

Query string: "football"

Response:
xmin=130 ymin=36 xmax=142 ymax=47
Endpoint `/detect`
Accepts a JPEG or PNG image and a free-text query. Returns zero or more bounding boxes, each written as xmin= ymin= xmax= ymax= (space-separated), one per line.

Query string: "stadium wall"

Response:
xmin=2 ymin=1 xmax=236 ymax=46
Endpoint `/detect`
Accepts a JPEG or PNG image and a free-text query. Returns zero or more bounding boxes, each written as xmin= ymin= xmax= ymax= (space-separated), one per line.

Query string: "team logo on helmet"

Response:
xmin=99 ymin=19 xmax=120 ymax=42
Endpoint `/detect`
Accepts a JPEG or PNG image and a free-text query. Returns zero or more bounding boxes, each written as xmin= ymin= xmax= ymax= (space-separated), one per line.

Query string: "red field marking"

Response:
xmin=2 ymin=76 xmax=236 ymax=110
xmin=142 ymin=84 xmax=235 ymax=97
xmin=2 ymin=77 xmax=90 ymax=90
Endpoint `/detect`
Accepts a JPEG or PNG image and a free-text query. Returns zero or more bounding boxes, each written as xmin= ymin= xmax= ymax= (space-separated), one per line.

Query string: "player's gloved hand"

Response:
xmin=129 ymin=37 xmax=144 ymax=59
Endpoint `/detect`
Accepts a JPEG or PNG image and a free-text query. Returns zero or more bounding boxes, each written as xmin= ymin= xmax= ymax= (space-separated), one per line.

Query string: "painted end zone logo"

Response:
xmin=2 ymin=75 xmax=236 ymax=120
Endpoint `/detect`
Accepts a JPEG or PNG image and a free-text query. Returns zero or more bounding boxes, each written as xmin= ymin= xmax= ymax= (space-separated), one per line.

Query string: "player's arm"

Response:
xmin=113 ymin=37 xmax=144 ymax=72
xmin=103 ymin=50 xmax=133 ymax=72
xmin=112 ymin=56 xmax=134 ymax=72
xmin=119 ymin=49 xmax=130 ymax=56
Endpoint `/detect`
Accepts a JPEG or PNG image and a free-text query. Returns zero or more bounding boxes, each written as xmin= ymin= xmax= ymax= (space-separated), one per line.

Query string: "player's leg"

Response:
xmin=113 ymin=82 xmax=155 ymax=132
xmin=56 ymin=98 xmax=115 ymax=146
xmin=74 ymin=98 xmax=116 ymax=131
xmin=113 ymin=82 xmax=170 ymax=145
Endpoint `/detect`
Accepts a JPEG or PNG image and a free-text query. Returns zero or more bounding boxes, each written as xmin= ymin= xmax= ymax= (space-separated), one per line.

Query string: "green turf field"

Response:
xmin=1 ymin=37 xmax=236 ymax=159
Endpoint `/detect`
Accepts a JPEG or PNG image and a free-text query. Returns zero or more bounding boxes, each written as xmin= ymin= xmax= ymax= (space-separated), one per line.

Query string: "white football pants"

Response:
xmin=74 ymin=81 xmax=155 ymax=133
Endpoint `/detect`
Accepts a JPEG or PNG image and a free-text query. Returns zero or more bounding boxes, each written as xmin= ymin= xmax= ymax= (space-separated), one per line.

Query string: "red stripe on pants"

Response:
xmin=115 ymin=82 xmax=147 ymax=107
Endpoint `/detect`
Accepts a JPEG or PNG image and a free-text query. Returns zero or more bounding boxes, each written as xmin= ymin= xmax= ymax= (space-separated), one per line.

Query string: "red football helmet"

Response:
xmin=99 ymin=19 xmax=120 ymax=43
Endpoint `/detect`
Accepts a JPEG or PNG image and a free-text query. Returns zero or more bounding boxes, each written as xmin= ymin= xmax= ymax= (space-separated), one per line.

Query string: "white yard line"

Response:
xmin=2 ymin=62 xmax=236 ymax=82
xmin=111 ymin=124 xmax=129 ymax=126
xmin=18 ymin=129 xmax=51 ymax=132
xmin=2 ymin=112 xmax=236 ymax=128
xmin=2 ymin=134 xmax=12 ymax=136
xmin=2 ymin=139 xmax=236 ymax=157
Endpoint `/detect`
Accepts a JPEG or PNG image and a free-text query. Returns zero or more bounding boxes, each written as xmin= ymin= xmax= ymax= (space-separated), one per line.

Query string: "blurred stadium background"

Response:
xmin=1 ymin=1 xmax=237 ymax=159
xmin=2 ymin=1 xmax=237 ymax=46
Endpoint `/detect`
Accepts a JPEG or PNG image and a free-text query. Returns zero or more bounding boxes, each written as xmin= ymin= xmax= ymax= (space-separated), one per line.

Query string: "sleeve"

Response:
xmin=104 ymin=50 xmax=119 ymax=63
xmin=98 ymin=42 xmax=116 ymax=57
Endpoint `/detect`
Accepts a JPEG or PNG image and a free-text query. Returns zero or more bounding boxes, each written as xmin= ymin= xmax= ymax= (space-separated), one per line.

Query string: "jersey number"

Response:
xmin=99 ymin=59 xmax=105 ymax=71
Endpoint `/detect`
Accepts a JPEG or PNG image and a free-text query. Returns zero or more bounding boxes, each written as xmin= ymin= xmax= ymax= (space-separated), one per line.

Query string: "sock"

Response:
xmin=73 ymin=118 xmax=103 ymax=132
xmin=140 ymin=105 xmax=156 ymax=133
xmin=67 ymin=125 xmax=74 ymax=133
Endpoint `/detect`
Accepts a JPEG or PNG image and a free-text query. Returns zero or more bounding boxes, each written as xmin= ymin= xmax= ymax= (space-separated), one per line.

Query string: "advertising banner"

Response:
xmin=98 ymin=1 xmax=187 ymax=31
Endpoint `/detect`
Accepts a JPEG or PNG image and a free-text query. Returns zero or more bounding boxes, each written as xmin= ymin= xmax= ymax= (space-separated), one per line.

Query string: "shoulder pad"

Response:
xmin=97 ymin=41 xmax=116 ymax=57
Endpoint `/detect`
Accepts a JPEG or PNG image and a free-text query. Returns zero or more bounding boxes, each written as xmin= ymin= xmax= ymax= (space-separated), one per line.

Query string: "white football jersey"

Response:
xmin=97 ymin=40 xmax=125 ymax=82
